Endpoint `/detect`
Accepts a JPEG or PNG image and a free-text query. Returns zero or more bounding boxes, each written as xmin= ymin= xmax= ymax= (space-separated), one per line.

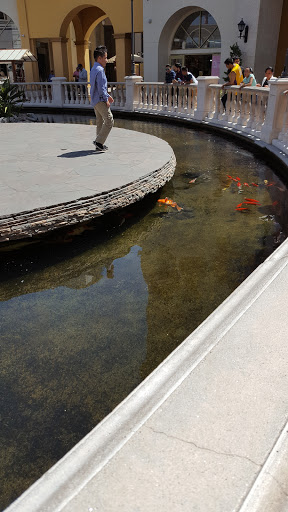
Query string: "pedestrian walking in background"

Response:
xmin=90 ymin=46 xmax=114 ymax=152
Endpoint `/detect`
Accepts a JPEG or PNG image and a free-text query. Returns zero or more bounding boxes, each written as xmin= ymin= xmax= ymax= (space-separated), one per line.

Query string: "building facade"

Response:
xmin=0 ymin=0 xmax=287 ymax=83
xmin=143 ymin=0 xmax=288 ymax=83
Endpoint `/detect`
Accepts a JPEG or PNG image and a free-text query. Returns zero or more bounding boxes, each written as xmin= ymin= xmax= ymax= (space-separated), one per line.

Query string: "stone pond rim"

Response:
xmin=0 ymin=124 xmax=176 ymax=243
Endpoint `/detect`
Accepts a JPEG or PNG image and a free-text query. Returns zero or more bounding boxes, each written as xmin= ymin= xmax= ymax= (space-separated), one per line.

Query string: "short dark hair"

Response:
xmin=232 ymin=56 xmax=240 ymax=61
xmin=265 ymin=66 xmax=273 ymax=72
xmin=78 ymin=64 xmax=83 ymax=68
xmin=174 ymin=62 xmax=181 ymax=69
xmin=94 ymin=47 xmax=107 ymax=60
xmin=166 ymin=63 xmax=171 ymax=67
xmin=181 ymin=66 xmax=188 ymax=71
xmin=224 ymin=58 xmax=233 ymax=65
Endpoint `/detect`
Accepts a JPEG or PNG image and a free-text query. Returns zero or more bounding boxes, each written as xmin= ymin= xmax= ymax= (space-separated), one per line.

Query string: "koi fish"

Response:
xmin=158 ymin=197 xmax=183 ymax=211
xmin=227 ymin=175 xmax=233 ymax=179
xmin=237 ymin=203 xmax=243 ymax=207
xmin=245 ymin=198 xmax=260 ymax=203
xmin=189 ymin=178 xmax=197 ymax=183
xmin=251 ymin=183 xmax=258 ymax=187
xmin=272 ymin=200 xmax=278 ymax=206
xmin=235 ymin=208 xmax=249 ymax=211
xmin=243 ymin=183 xmax=250 ymax=187
xmin=243 ymin=201 xmax=260 ymax=206
xmin=237 ymin=182 xmax=242 ymax=187
xmin=236 ymin=177 xmax=240 ymax=181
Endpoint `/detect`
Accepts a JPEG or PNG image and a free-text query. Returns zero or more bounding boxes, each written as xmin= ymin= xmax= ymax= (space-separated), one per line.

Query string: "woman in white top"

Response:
xmin=256 ymin=66 xmax=274 ymax=87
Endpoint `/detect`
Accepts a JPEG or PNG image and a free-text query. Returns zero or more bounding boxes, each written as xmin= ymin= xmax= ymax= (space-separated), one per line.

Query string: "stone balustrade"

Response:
xmin=15 ymin=75 xmax=288 ymax=157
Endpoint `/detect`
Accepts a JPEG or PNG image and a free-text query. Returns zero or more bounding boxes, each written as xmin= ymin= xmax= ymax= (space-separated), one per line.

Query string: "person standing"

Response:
xmin=181 ymin=67 xmax=198 ymax=85
xmin=221 ymin=57 xmax=243 ymax=109
xmin=90 ymin=46 xmax=114 ymax=152
xmin=165 ymin=64 xmax=176 ymax=84
xmin=78 ymin=64 xmax=87 ymax=82
xmin=172 ymin=62 xmax=183 ymax=83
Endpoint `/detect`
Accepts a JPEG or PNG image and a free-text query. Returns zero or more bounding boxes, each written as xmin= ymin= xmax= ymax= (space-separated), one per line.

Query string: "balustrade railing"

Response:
xmin=9 ymin=77 xmax=288 ymax=157
xmin=135 ymin=82 xmax=197 ymax=117
xmin=20 ymin=83 xmax=53 ymax=105
xmin=208 ymin=84 xmax=269 ymax=135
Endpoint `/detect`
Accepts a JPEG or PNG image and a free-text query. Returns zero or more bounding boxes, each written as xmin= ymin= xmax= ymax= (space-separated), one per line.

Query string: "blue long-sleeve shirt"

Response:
xmin=90 ymin=62 xmax=109 ymax=106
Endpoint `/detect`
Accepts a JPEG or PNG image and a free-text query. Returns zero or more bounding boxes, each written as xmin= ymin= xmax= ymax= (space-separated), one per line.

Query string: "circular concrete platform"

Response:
xmin=0 ymin=123 xmax=176 ymax=242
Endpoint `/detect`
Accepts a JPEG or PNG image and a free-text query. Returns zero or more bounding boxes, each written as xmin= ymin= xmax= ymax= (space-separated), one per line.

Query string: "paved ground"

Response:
xmin=0 ymin=124 xmax=175 ymax=241
xmin=1 ymin=123 xmax=174 ymax=215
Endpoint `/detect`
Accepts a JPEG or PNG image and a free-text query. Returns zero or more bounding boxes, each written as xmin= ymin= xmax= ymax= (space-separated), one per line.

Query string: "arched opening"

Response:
xmin=0 ymin=11 xmax=21 ymax=80
xmin=171 ymin=9 xmax=221 ymax=76
xmin=158 ymin=7 xmax=221 ymax=80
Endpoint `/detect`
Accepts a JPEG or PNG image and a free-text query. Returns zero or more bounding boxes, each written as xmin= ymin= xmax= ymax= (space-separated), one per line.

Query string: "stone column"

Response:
xmin=50 ymin=38 xmax=69 ymax=78
xmin=125 ymin=75 xmax=143 ymax=111
xmin=194 ymin=76 xmax=220 ymax=121
xmin=261 ymin=78 xmax=288 ymax=143
xmin=26 ymin=38 xmax=39 ymax=82
xmin=114 ymin=33 xmax=131 ymax=81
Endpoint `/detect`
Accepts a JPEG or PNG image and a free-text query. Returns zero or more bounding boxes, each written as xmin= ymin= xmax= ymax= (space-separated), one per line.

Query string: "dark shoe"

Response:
xmin=95 ymin=145 xmax=105 ymax=153
xmin=93 ymin=140 xmax=108 ymax=150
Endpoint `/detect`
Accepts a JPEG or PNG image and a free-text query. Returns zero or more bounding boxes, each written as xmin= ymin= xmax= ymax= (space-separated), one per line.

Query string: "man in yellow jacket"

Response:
xmin=221 ymin=57 xmax=243 ymax=110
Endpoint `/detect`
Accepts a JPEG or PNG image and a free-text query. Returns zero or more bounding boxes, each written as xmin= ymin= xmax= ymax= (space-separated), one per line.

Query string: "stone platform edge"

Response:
xmin=5 ymin=228 xmax=288 ymax=512
xmin=0 ymin=154 xmax=176 ymax=243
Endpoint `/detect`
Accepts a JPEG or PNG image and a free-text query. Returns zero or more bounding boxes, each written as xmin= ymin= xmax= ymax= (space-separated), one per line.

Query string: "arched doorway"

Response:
xmin=0 ymin=11 xmax=21 ymax=80
xmin=170 ymin=9 xmax=221 ymax=77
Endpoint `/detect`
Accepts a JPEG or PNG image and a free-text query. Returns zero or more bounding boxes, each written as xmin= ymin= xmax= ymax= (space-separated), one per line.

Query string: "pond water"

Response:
xmin=1 ymin=115 xmax=288 ymax=510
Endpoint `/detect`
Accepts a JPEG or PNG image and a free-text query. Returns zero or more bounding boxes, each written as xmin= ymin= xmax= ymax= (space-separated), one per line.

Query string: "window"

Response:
xmin=172 ymin=10 xmax=221 ymax=51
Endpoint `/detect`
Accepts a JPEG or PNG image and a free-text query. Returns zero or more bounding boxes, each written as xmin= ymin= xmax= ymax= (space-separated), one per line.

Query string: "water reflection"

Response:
xmin=1 ymin=115 xmax=288 ymax=509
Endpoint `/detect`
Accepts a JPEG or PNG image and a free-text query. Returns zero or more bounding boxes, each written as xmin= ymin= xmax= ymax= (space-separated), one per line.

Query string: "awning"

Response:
xmin=0 ymin=49 xmax=37 ymax=63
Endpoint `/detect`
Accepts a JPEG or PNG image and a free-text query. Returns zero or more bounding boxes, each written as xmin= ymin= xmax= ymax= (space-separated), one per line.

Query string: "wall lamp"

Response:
xmin=238 ymin=19 xmax=249 ymax=43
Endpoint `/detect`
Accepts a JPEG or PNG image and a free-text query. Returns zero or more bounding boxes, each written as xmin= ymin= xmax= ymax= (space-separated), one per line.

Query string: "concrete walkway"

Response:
xmin=6 ymin=227 xmax=288 ymax=511
xmin=0 ymin=124 xmax=175 ymax=241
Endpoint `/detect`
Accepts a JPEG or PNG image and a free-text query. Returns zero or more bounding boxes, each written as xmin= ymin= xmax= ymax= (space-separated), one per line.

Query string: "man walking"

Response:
xmin=90 ymin=46 xmax=114 ymax=152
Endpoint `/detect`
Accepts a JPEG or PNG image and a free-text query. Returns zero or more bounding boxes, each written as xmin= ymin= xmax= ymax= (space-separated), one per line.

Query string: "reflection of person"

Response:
xmin=256 ymin=67 xmax=275 ymax=88
xmin=90 ymin=46 xmax=114 ymax=152
xmin=221 ymin=57 xmax=243 ymax=109
xmin=165 ymin=64 xmax=175 ymax=84
xmin=181 ymin=67 xmax=198 ymax=85
xmin=239 ymin=67 xmax=257 ymax=88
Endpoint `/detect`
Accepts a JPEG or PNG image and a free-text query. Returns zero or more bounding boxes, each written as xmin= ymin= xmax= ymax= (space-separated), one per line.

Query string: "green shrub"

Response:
xmin=0 ymin=79 xmax=25 ymax=119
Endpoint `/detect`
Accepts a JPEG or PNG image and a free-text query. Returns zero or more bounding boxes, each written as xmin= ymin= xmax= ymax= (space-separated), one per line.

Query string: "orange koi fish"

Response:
xmin=236 ymin=177 xmax=240 ymax=181
xmin=272 ymin=200 xmax=278 ymax=206
xmin=237 ymin=182 xmax=242 ymax=187
xmin=158 ymin=197 xmax=183 ymax=211
xmin=243 ymin=201 xmax=260 ymax=206
xmin=227 ymin=175 xmax=233 ymax=179
xmin=251 ymin=183 xmax=258 ymax=187
xmin=243 ymin=183 xmax=250 ymax=187
xmin=245 ymin=198 xmax=260 ymax=203
xmin=235 ymin=208 xmax=249 ymax=211
xmin=237 ymin=203 xmax=243 ymax=207
xmin=189 ymin=178 xmax=197 ymax=183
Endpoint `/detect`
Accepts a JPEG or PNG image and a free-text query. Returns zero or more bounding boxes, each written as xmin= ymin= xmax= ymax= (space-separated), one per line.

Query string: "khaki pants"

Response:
xmin=93 ymin=102 xmax=114 ymax=145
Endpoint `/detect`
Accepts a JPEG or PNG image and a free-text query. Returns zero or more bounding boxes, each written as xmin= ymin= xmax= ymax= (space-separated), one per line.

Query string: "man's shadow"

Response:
xmin=58 ymin=150 xmax=100 ymax=158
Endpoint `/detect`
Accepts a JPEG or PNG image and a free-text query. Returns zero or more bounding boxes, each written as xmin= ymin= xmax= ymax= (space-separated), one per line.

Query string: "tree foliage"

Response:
xmin=0 ymin=79 xmax=25 ymax=119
